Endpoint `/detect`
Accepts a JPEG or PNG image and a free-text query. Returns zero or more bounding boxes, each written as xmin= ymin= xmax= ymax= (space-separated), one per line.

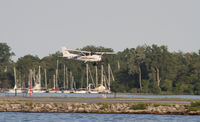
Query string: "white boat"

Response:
xmin=56 ymin=90 xmax=63 ymax=93
xmin=31 ymin=89 xmax=46 ymax=93
xmin=8 ymin=89 xmax=26 ymax=93
xmin=74 ymin=90 xmax=87 ymax=94
xmin=8 ymin=89 xmax=16 ymax=93
xmin=88 ymin=90 xmax=98 ymax=94
xmin=89 ymin=85 xmax=111 ymax=94
xmin=48 ymin=90 xmax=58 ymax=93
xmin=63 ymin=90 xmax=71 ymax=93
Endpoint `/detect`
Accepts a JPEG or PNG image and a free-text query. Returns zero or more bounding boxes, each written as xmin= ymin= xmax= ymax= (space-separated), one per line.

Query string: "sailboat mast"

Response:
xmin=13 ymin=67 xmax=17 ymax=89
xmin=53 ymin=74 xmax=56 ymax=89
xmin=29 ymin=69 xmax=32 ymax=89
xmin=88 ymin=66 xmax=94 ymax=86
xmin=108 ymin=64 xmax=111 ymax=91
xmin=86 ymin=64 xmax=89 ymax=90
xmin=95 ymin=65 xmax=98 ymax=87
xmin=44 ymin=69 xmax=47 ymax=89
xmin=73 ymin=76 xmax=76 ymax=89
xmin=101 ymin=64 xmax=103 ymax=85
xmin=56 ymin=60 xmax=59 ymax=89
xmin=70 ymin=71 xmax=73 ymax=90
xmin=66 ymin=67 xmax=68 ymax=89
xmin=117 ymin=61 xmax=120 ymax=70
xmin=63 ymin=64 xmax=66 ymax=89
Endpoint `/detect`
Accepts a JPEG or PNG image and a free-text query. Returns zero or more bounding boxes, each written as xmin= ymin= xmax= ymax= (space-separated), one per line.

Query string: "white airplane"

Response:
xmin=61 ymin=46 xmax=114 ymax=62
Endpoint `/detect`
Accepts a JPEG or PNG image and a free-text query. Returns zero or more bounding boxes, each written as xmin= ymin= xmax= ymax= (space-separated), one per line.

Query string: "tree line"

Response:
xmin=0 ymin=42 xmax=200 ymax=94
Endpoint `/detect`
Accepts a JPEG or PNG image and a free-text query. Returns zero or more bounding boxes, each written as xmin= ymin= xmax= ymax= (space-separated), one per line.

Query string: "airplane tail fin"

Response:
xmin=61 ymin=46 xmax=70 ymax=57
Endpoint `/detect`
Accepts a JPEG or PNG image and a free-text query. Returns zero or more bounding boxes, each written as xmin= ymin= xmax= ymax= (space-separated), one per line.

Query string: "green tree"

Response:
xmin=0 ymin=43 xmax=15 ymax=62
xmin=16 ymin=55 xmax=40 ymax=88
xmin=128 ymin=46 xmax=146 ymax=90
xmin=0 ymin=43 xmax=15 ymax=88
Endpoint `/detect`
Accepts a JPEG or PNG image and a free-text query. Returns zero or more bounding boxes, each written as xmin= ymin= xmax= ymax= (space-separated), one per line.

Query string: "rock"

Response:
xmin=68 ymin=106 xmax=73 ymax=110
xmin=84 ymin=105 xmax=92 ymax=112
xmin=111 ymin=104 xmax=116 ymax=112
xmin=93 ymin=104 xmax=100 ymax=110
xmin=78 ymin=107 xmax=84 ymax=112
xmin=46 ymin=104 xmax=53 ymax=109
xmin=1 ymin=102 xmax=197 ymax=115
xmin=175 ymin=104 xmax=180 ymax=109
xmin=11 ymin=104 xmax=21 ymax=112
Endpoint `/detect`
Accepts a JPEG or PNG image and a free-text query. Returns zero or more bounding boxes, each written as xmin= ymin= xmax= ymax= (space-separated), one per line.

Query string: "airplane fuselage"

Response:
xmin=64 ymin=53 xmax=102 ymax=62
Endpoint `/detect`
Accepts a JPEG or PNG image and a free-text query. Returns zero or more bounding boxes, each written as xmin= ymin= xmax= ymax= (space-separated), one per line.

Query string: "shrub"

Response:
xmin=153 ymin=104 xmax=160 ymax=107
xmin=188 ymin=102 xmax=200 ymax=111
xmin=53 ymin=103 xmax=58 ymax=107
xmin=101 ymin=104 xmax=109 ymax=110
xmin=130 ymin=104 xmax=147 ymax=110
xmin=191 ymin=102 xmax=200 ymax=107
xmin=25 ymin=102 xmax=33 ymax=107
xmin=152 ymin=85 xmax=161 ymax=94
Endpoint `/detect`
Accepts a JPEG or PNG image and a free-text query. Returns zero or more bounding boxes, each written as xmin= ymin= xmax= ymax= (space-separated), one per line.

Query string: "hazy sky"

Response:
xmin=0 ymin=0 xmax=200 ymax=61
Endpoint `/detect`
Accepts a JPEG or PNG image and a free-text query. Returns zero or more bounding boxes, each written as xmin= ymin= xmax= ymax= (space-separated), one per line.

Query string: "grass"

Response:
xmin=191 ymin=102 xmax=200 ymax=107
xmin=188 ymin=102 xmax=200 ymax=112
xmin=1 ymin=96 xmax=200 ymax=106
xmin=25 ymin=102 xmax=33 ymax=106
xmin=10 ymin=102 xmax=21 ymax=104
xmin=130 ymin=103 xmax=147 ymax=110
xmin=53 ymin=103 xmax=58 ymax=107
xmin=101 ymin=104 xmax=109 ymax=110
xmin=153 ymin=104 xmax=171 ymax=107
xmin=153 ymin=104 xmax=160 ymax=107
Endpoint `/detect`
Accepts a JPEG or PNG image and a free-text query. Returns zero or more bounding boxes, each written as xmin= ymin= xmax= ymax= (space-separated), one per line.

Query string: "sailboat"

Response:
xmin=31 ymin=66 xmax=46 ymax=93
xmin=8 ymin=67 xmax=24 ymax=93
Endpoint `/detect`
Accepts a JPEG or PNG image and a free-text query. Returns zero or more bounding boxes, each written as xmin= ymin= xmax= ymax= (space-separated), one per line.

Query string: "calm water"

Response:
xmin=1 ymin=93 xmax=200 ymax=99
xmin=0 ymin=112 xmax=200 ymax=122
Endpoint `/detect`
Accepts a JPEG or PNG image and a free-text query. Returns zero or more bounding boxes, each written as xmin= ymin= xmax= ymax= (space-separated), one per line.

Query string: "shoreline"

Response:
xmin=0 ymin=102 xmax=199 ymax=115
xmin=0 ymin=97 xmax=200 ymax=115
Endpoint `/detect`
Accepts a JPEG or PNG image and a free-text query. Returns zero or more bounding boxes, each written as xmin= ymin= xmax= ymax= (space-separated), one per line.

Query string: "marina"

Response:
xmin=5 ymin=61 xmax=114 ymax=95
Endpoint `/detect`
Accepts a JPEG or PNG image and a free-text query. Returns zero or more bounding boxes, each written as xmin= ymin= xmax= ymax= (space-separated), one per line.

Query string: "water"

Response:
xmin=1 ymin=93 xmax=200 ymax=99
xmin=0 ymin=112 xmax=200 ymax=122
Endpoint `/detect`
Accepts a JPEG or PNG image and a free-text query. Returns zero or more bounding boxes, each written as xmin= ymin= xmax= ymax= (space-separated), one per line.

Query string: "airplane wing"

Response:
xmin=68 ymin=49 xmax=115 ymax=55
xmin=94 ymin=52 xmax=115 ymax=55
xmin=62 ymin=46 xmax=115 ymax=55
xmin=68 ymin=49 xmax=90 ymax=53
xmin=67 ymin=49 xmax=90 ymax=56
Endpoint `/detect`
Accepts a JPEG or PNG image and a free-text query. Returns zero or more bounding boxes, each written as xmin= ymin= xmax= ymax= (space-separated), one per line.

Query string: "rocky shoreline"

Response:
xmin=1 ymin=102 xmax=200 ymax=115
